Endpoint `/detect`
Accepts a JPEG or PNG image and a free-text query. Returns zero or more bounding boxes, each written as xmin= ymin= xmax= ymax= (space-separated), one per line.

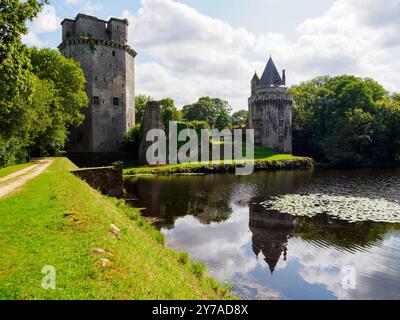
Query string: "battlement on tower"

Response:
xmin=61 ymin=13 xmax=129 ymax=44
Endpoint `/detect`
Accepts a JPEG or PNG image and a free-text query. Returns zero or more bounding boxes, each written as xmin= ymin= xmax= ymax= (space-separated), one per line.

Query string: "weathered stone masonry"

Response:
xmin=59 ymin=14 xmax=136 ymax=161
xmin=249 ymin=57 xmax=293 ymax=154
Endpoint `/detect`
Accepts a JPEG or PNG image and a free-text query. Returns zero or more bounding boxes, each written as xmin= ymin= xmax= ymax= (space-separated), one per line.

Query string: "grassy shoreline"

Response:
xmin=124 ymin=147 xmax=313 ymax=176
xmin=0 ymin=158 xmax=235 ymax=300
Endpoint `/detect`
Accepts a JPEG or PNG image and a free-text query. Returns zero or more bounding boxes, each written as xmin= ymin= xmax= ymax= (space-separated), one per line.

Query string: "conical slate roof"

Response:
xmin=259 ymin=56 xmax=282 ymax=86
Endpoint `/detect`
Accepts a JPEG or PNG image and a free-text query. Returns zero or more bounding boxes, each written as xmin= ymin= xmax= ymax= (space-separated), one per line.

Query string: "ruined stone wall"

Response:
xmin=138 ymin=101 xmax=165 ymax=165
xmin=71 ymin=162 xmax=123 ymax=197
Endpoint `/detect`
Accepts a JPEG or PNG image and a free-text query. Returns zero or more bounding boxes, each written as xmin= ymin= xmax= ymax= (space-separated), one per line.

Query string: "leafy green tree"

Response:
xmin=122 ymin=123 xmax=141 ymax=157
xmin=231 ymin=110 xmax=248 ymax=128
xmin=135 ymin=94 xmax=153 ymax=124
xmin=159 ymin=98 xmax=182 ymax=131
xmin=0 ymin=0 xmax=48 ymax=165
xmin=290 ymin=75 xmax=400 ymax=166
xmin=29 ymin=48 xmax=88 ymax=155
xmin=182 ymin=97 xmax=232 ymax=130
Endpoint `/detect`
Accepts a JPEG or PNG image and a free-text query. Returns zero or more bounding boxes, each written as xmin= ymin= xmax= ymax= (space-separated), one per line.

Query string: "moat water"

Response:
xmin=125 ymin=168 xmax=400 ymax=300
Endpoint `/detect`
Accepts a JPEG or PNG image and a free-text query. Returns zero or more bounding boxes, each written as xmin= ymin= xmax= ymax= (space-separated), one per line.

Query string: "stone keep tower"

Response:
xmin=248 ymin=56 xmax=293 ymax=154
xmin=58 ymin=14 xmax=136 ymax=160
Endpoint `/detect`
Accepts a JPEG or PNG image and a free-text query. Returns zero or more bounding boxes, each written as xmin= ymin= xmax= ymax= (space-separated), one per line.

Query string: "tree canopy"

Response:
xmin=134 ymin=94 xmax=153 ymax=124
xmin=182 ymin=97 xmax=232 ymax=130
xmin=290 ymin=75 xmax=400 ymax=166
xmin=232 ymin=110 xmax=248 ymax=128
xmin=0 ymin=0 xmax=88 ymax=166
xmin=28 ymin=48 xmax=88 ymax=155
xmin=159 ymin=98 xmax=183 ymax=130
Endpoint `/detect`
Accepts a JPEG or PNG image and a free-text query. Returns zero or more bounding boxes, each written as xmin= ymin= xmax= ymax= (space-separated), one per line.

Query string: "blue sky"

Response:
xmin=23 ymin=0 xmax=400 ymax=110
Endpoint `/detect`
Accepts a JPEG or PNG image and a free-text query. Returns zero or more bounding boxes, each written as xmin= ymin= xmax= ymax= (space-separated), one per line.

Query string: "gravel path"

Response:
xmin=0 ymin=159 xmax=53 ymax=199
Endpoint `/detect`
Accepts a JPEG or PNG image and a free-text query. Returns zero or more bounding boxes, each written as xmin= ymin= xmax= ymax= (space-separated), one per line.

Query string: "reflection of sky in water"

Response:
xmin=127 ymin=169 xmax=400 ymax=300
xmin=162 ymin=204 xmax=400 ymax=300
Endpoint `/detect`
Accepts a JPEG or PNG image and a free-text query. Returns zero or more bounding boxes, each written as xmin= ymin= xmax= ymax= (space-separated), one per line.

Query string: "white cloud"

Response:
xmin=122 ymin=0 xmax=257 ymax=109
xmin=32 ymin=6 xmax=62 ymax=33
xmin=80 ymin=1 xmax=104 ymax=15
xmin=254 ymin=0 xmax=400 ymax=91
xmin=64 ymin=0 xmax=104 ymax=15
xmin=21 ymin=31 xmax=46 ymax=48
xmin=22 ymin=5 xmax=60 ymax=48
xmin=122 ymin=0 xmax=400 ymax=110
xmin=65 ymin=0 xmax=80 ymax=4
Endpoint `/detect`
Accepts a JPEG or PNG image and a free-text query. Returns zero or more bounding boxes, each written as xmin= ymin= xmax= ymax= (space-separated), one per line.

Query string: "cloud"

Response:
xmin=122 ymin=0 xmax=257 ymax=109
xmin=21 ymin=31 xmax=46 ymax=47
xmin=254 ymin=0 xmax=400 ymax=91
xmin=21 ymin=5 xmax=61 ymax=48
xmin=80 ymin=1 xmax=104 ymax=15
xmin=31 ymin=5 xmax=62 ymax=33
xmin=120 ymin=0 xmax=400 ymax=110
xmin=64 ymin=0 xmax=104 ymax=15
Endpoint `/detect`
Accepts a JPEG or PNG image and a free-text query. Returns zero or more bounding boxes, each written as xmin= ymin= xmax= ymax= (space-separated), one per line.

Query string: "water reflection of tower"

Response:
xmin=249 ymin=202 xmax=294 ymax=274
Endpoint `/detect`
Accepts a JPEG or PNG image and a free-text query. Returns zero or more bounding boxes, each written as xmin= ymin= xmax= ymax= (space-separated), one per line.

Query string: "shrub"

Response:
xmin=177 ymin=252 xmax=190 ymax=265
xmin=122 ymin=124 xmax=141 ymax=154
xmin=190 ymin=262 xmax=206 ymax=279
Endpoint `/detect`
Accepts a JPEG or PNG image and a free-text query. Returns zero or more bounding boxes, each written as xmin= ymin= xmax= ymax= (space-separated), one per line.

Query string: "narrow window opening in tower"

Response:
xmin=93 ymin=96 xmax=99 ymax=105
xmin=278 ymin=105 xmax=284 ymax=118
xmin=112 ymin=51 xmax=115 ymax=56
xmin=77 ymin=133 xmax=83 ymax=143
xmin=113 ymin=97 xmax=120 ymax=106
xmin=279 ymin=136 xmax=284 ymax=144
xmin=279 ymin=119 xmax=284 ymax=128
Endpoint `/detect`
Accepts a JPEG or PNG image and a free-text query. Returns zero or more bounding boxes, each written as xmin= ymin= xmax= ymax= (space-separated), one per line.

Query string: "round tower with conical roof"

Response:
xmin=248 ymin=56 xmax=293 ymax=154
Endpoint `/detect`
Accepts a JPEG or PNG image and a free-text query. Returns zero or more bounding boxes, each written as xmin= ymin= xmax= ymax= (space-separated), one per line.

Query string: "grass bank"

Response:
xmin=124 ymin=147 xmax=313 ymax=176
xmin=0 ymin=163 xmax=32 ymax=179
xmin=0 ymin=158 xmax=234 ymax=300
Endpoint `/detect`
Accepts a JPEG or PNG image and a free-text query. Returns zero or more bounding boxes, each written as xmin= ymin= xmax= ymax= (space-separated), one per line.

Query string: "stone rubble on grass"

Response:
xmin=261 ymin=193 xmax=400 ymax=223
xmin=96 ymin=258 xmax=112 ymax=268
xmin=92 ymin=248 xmax=106 ymax=254
xmin=110 ymin=224 xmax=121 ymax=233
xmin=109 ymin=224 xmax=121 ymax=240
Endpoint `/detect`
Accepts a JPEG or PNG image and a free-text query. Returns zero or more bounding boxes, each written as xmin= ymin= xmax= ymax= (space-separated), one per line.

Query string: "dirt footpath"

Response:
xmin=0 ymin=159 xmax=53 ymax=199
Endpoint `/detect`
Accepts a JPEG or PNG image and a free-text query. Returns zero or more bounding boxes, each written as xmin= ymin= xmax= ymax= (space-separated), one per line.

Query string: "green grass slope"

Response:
xmin=0 ymin=158 xmax=234 ymax=300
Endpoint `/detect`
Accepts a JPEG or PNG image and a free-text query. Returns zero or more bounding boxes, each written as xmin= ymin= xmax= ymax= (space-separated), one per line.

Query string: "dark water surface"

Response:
xmin=125 ymin=169 xmax=400 ymax=300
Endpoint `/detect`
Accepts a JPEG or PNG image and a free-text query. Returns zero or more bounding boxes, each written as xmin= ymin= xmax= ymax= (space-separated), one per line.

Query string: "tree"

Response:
xmin=0 ymin=0 xmax=48 ymax=165
xmin=182 ymin=97 xmax=232 ymax=130
xmin=290 ymin=75 xmax=400 ymax=166
xmin=135 ymin=95 xmax=153 ymax=124
xmin=29 ymin=48 xmax=88 ymax=155
xmin=232 ymin=110 xmax=248 ymax=128
xmin=159 ymin=98 xmax=182 ymax=131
